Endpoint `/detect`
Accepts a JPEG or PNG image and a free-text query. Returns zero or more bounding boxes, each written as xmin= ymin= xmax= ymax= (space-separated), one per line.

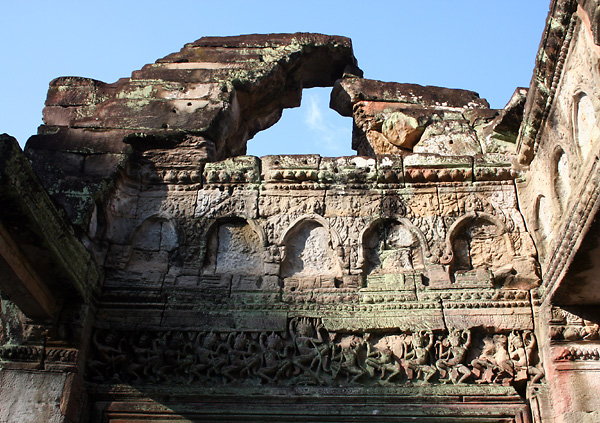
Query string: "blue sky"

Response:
xmin=1 ymin=1 xmax=549 ymax=157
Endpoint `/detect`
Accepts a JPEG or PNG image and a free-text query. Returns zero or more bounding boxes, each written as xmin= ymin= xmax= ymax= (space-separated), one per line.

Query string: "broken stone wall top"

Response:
xmin=37 ymin=33 xmax=358 ymax=158
xmin=25 ymin=33 xmax=359 ymax=227
xmin=26 ymin=31 xmax=528 ymax=232
xmin=331 ymin=77 xmax=526 ymax=157
xmin=77 ymin=28 xmax=543 ymax=418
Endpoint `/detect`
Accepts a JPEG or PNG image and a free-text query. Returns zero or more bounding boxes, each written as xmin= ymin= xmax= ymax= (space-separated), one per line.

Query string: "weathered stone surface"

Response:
xmin=0 ymin=370 xmax=68 ymax=423
xmin=329 ymin=77 xmax=519 ymax=158
xmin=479 ymin=88 xmax=528 ymax=153
xmin=511 ymin=3 xmax=600 ymax=421
xmin=414 ymin=120 xmax=482 ymax=155
xmin=330 ymin=78 xmax=490 ymax=117
xmin=4 ymin=7 xmax=600 ymax=420
xmin=25 ymin=33 xmax=358 ymax=230
xmin=381 ymin=112 xmax=426 ymax=149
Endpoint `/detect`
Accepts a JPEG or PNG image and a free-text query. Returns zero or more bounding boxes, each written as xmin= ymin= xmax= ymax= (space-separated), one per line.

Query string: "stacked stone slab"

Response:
xmin=330 ymin=77 xmax=527 ymax=158
xmin=26 ymin=33 xmax=358 ymax=228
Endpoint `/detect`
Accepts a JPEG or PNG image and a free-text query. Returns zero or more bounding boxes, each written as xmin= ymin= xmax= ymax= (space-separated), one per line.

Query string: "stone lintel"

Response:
xmin=88 ymin=384 xmax=527 ymax=422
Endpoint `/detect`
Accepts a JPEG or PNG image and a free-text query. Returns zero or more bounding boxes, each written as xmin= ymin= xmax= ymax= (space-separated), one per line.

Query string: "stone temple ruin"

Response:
xmin=1 ymin=0 xmax=600 ymax=421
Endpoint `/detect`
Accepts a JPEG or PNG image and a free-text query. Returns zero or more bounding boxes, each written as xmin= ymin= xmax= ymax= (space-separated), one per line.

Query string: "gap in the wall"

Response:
xmin=246 ymin=87 xmax=354 ymax=158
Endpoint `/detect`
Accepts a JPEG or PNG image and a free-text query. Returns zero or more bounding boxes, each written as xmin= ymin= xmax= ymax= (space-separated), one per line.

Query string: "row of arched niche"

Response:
xmin=534 ymin=90 xmax=598 ymax=257
xmin=125 ymin=213 xmax=518 ymax=289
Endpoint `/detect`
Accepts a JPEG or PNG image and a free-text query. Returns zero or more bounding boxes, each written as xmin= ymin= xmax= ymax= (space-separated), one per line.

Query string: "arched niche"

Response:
xmin=573 ymin=92 xmax=597 ymax=161
xmin=358 ymin=217 xmax=427 ymax=276
xmin=131 ymin=217 xmax=179 ymax=252
xmin=534 ymin=194 xmax=552 ymax=257
xmin=202 ymin=218 xmax=264 ymax=276
xmin=553 ymin=147 xmax=570 ymax=210
xmin=125 ymin=217 xmax=179 ymax=280
xmin=279 ymin=215 xmax=343 ymax=290
xmin=442 ymin=213 xmax=515 ymax=285
xmin=88 ymin=201 xmax=107 ymax=240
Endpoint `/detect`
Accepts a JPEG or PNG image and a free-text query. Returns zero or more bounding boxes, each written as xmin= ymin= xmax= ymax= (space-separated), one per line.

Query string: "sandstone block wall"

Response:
xmin=515 ymin=1 xmax=600 ymax=421
xmin=2 ymin=1 xmax=600 ymax=421
xmin=74 ymin=34 xmax=543 ymax=422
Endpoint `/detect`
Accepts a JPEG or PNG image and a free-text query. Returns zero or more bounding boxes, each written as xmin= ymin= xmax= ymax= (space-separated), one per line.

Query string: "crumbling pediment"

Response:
xmin=25 ymin=33 xmax=360 ymax=228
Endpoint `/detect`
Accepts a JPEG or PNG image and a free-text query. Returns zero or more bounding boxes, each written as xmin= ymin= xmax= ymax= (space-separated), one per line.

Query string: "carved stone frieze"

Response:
xmin=87 ymin=320 xmax=543 ymax=388
xmin=552 ymin=345 xmax=600 ymax=361
xmin=549 ymin=306 xmax=600 ymax=342
xmin=0 ymin=344 xmax=42 ymax=365
xmin=98 ymin=181 xmax=540 ymax=301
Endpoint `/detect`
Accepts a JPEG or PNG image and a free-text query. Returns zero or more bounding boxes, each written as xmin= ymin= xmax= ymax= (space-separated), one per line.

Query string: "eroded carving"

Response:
xmin=362 ymin=219 xmax=424 ymax=275
xmin=574 ymin=92 xmax=597 ymax=160
xmin=280 ymin=217 xmax=343 ymax=290
xmin=436 ymin=329 xmax=472 ymax=384
xmin=202 ymin=219 xmax=264 ymax=276
xmin=86 ymin=323 xmax=543 ymax=387
xmin=10 ymin=13 xmax=600 ymax=420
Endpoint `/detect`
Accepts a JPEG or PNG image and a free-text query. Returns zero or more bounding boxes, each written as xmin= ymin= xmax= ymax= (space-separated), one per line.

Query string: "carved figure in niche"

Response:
xmin=192 ymin=331 xmax=228 ymax=380
xmin=554 ymin=150 xmax=570 ymax=208
xmin=158 ymin=331 xmax=188 ymax=381
xmin=265 ymin=245 xmax=280 ymax=261
xmin=178 ymin=333 xmax=201 ymax=384
xmin=575 ymin=93 xmax=596 ymax=160
xmin=313 ymin=336 xmax=335 ymax=379
xmin=436 ymin=329 xmax=472 ymax=384
xmin=126 ymin=218 xmax=179 ymax=279
xmin=363 ymin=220 xmax=423 ymax=275
xmin=582 ymin=321 xmax=600 ymax=340
xmin=221 ymin=332 xmax=261 ymax=381
xmin=126 ymin=332 xmax=162 ymax=382
xmin=221 ymin=332 xmax=248 ymax=381
xmin=241 ymin=334 xmax=263 ymax=379
xmin=510 ymin=331 xmax=544 ymax=384
xmin=364 ymin=346 xmax=402 ymax=383
xmin=280 ymin=221 xmax=343 ymax=290
xmin=450 ymin=216 xmax=514 ymax=285
xmin=490 ymin=334 xmax=515 ymax=384
xmin=185 ymin=334 xmax=211 ymax=382
xmin=508 ymin=332 xmax=528 ymax=382
xmin=453 ymin=218 xmax=506 ymax=270
xmin=203 ymin=220 xmax=263 ymax=276
xmin=535 ymin=195 xmax=552 ymax=243
xmin=471 ymin=336 xmax=496 ymax=384
xmin=403 ymin=330 xmax=436 ymax=383
xmin=470 ymin=333 xmax=515 ymax=385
